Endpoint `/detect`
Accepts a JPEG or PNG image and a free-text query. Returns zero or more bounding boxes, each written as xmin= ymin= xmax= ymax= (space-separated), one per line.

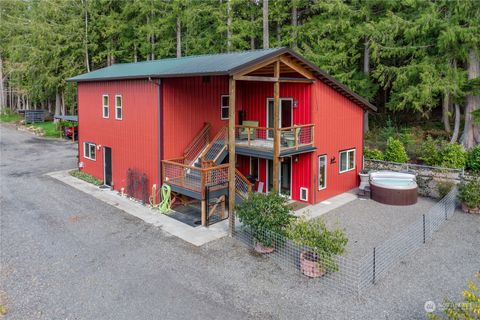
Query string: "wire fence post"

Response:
xmin=423 ymin=214 xmax=426 ymax=244
xmin=372 ymin=247 xmax=376 ymax=284
xmin=445 ymin=201 xmax=448 ymax=221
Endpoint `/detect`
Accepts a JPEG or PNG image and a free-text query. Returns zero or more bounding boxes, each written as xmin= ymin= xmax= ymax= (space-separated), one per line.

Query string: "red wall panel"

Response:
xmin=77 ymin=80 xmax=159 ymax=195
xmin=311 ymin=81 xmax=364 ymax=203
xmin=162 ymin=76 xmax=230 ymax=159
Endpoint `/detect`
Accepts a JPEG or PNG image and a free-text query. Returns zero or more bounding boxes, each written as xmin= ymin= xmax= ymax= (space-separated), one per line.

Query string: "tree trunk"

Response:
xmin=54 ymin=90 xmax=61 ymax=120
xmin=227 ymin=0 xmax=232 ymax=52
xmin=291 ymin=1 xmax=297 ymax=49
xmin=81 ymin=0 xmax=90 ymax=72
xmin=262 ymin=0 xmax=269 ymax=49
xmin=461 ymin=49 xmax=480 ymax=149
xmin=47 ymin=98 xmax=52 ymax=114
xmin=250 ymin=13 xmax=255 ymax=49
xmin=176 ymin=16 xmax=182 ymax=58
xmin=61 ymin=91 xmax=65 ymax=115
xmin=450 ymin=104 xmax=461 ymax=143
xmin=442 ymin=92 xmax=451 ymax=133
xmin=363 ymin=36 xmax=370 ymax=133
xmin=0 ymin=53 xmax=5 ymax=112
xmin=134 ymin=43 xmax=138 ymax=62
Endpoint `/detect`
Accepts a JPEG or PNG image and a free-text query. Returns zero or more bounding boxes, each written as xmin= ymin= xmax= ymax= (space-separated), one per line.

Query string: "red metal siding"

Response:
xmin=311 ymin=81 xmax=364 ymax=203
xmin=162 ymin=76 xmax=230 ymax=159
xmin=77 ymin=80 xmax=159 ymax=194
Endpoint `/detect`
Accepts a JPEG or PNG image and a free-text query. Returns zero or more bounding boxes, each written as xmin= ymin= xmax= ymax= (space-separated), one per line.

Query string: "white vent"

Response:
xmin=300 ymin=187 xmax=308 ymax=201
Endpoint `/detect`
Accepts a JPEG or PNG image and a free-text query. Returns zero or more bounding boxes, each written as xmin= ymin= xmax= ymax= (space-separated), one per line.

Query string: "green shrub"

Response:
xmin=0 ymin=108 xmax=21 ymax=123
xmin=287 ymin=216 xmax=347 ymax=272
xmin=466 ymin=145 xmax=480 ymax=172
xmin=458 ymin=178 xmax=480 ymax=209
xmin=428 ymin=272 xmax=480 ymax=319
xmin=236 ymin=192 xmax=293 ymax=247
xmin=70 ymin=170 xmax=103 ymax=186
xmin=438 ymin=142 xmax=467 ymax=169
xmin=384 ymin=137 xmax=409 ymax=163
xmin=364 ymin=147 xmax=384 ymax=160
xmin=419 ymin=136 xmax=441 ymax=166
xmin=436 ymin=180 xmax=456 ymax=199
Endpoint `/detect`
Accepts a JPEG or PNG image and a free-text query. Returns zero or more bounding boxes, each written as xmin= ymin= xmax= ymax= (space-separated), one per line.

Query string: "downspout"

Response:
xmin=149 ymin=77 xmax=163 ymax=188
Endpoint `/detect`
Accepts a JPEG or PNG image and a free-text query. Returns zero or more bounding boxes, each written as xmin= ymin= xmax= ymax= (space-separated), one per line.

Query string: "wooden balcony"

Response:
xmin=234 ymin=124 xmax=315 ymax=159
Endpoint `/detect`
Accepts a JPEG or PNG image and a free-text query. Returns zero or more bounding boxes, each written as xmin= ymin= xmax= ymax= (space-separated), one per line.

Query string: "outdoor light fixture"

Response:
xmin=293 ymin=100 xmax=299 ymax=108
xmin=331 ymin=156 xmax=336 ymax=164
xmin=97 ymin=145 xmax=102 ymax=150
xmin=294 ymin=156 xmax=299 ymax=163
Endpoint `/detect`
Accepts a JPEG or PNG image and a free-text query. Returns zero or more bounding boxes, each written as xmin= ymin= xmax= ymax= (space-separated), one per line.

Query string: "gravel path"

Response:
xmin=1 ymin=123 xmax=479 ymax=320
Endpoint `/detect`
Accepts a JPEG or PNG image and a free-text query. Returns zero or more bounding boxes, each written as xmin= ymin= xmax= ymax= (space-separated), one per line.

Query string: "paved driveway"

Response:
xmin=1 ymin=123 xmax=479 ymax=320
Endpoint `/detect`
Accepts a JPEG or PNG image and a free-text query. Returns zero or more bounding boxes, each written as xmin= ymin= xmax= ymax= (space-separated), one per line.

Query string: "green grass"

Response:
xmin=70 ymin=170 xmax=103 ymax=186
xmin=0 ymin=112 xmax=21 ymax=123
xmin=28 ymin=121 xmax=61 ymax=137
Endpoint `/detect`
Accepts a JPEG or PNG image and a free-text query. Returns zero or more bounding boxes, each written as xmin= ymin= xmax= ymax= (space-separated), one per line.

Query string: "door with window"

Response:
xmin=104 ymin=147 xmax=112 ymax=186
xmin=267 ymin=98 xmax=293 ymax=139
xmin=267 ymin=157 xmax=292 ymax=197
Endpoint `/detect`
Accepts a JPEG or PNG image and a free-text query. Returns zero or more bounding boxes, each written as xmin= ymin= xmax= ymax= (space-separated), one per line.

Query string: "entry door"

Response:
xmin=104 ymin=147 xmax=112 ymax=186
xmin=267 ymin=99 xmax=293 ymax=139
xmin=267 ymin=158 xmax=292 ymax=197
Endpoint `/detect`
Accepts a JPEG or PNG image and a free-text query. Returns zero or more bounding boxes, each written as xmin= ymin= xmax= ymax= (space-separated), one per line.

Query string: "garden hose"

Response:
xmin=158 ymin=184 xmax=172 ymax=214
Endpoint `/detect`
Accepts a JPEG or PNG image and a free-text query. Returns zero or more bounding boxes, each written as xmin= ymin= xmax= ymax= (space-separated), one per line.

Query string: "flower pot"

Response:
xmin=254 ymin=241 xmax=274 ymax=254
xmin=359 ymin=172 xmax=370 ymax=190
xmin=461 ymin=203 xmax=480 ymax=214
xmin=300 ymin=251 xmax=325 ymax=278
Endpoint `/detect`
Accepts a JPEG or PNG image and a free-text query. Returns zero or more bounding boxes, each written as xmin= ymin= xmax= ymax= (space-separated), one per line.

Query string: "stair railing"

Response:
xmin=183 ymin=122 xmax=211 ymax=165
xmin=235 ymin=169 xmax=252 ymax=199
xmin=200 ymin=126 xmax=228 ymax=165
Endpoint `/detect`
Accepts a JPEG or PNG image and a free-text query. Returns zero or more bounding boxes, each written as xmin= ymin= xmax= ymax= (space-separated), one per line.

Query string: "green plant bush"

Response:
xmin=70 ymin=170 xmax=103 ymax=186
xmin=364 ymin=147 xmax=384 ymax=160
xmin=458 ymin=178 xmax=480 ymax=209
xmin=419 ymin=136 xmax=441 ymax=166
xmin=436 ymin=180 xmax=456 ymax=199
xmin=438 ymin=142 xmax=467 ymax=169
xmin=236 ymin=192 xmax=293 ymax=247
xmin=384 ymin=137 xmax=409 ymax=163
xmin=466 ymin=145 xmax=480 ymax=172
xmin=287 ymin=216 xmax=347 ymax=272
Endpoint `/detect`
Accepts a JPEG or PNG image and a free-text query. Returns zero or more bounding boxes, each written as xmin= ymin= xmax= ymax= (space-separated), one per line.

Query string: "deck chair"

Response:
xmin=238 ymin=120 xmax=258 ymax=140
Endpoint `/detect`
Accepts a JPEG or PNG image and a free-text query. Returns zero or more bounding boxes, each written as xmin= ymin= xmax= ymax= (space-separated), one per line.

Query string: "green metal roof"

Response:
xmin=68 ymin=48 xmax=286 ymax=82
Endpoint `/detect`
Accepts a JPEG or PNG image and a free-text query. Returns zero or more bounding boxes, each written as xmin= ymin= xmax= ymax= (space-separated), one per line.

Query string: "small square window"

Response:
xmin=339 ymin=149 xmax=355 ymax=173
xmin=84 ymin=142 xmax=96 ymax=160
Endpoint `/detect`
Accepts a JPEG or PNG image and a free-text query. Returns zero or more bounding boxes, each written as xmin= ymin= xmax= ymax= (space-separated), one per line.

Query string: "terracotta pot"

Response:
xmin=254 ymin=241 xmax=274 ymax=254
xmin=300 ymin=251 xmax=325 ymax=278
xmin=461 ymin=203 xmax=480 ymax=214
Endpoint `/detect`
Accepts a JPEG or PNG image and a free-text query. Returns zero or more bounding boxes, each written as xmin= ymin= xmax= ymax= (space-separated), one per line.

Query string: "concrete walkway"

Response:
xmin=47 ymin=170 xmax=229 ymax=246
xmin=294 ymin=191 xmax=358 ymax=219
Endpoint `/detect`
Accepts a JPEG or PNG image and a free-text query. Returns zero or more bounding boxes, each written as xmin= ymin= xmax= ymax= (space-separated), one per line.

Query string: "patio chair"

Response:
xmin=238 ymin=120 xmax=258 ymax=140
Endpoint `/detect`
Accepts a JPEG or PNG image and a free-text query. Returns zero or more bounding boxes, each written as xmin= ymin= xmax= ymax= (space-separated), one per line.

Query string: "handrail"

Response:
xmin=184 ymin=122 xmax=211 ymax=155
xmin=162 ymin=159 xmax=229 ymax=171
xmin=200 ymin=126 xmax=227 ymax=162
xmin=235 ymin=169 xmax=253 ymax=193
xmin=278 ymin=124 xmax=314 ymax=130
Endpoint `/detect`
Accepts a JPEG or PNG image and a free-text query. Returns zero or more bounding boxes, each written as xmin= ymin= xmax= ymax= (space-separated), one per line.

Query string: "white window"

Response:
xmin=339 ymin=149 xmax=356 ymax=173
xmin=115 ymin=95 xmax=122 ymax=120
xmin=84 ymin=142 xmax=96 ymax=161
xmin=221 ymin=95 xmax=229 ymax=120
xmin=300 ymin=187 xmax=308 ymax=201
xmin=102 ymin=95 xmax=109 ymax=118
xmin=318 ymin=155 xmax=327 ymax=190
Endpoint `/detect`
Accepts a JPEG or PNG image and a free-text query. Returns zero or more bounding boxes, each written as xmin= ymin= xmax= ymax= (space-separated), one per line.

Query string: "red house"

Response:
xmin=69 ymin=48 xmax=376 ymax=226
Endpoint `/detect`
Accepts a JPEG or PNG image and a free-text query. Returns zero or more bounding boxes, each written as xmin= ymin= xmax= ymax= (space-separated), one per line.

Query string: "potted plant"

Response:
xmin=358 ymin=169 xmax=370 ymax=190
xmin=287 ymin=215 xmax=348 ymax=278
xmin=236 ymin=192 xmax=293 ymax=253
xmin=458 ymin=177 xmax=480 ymax=214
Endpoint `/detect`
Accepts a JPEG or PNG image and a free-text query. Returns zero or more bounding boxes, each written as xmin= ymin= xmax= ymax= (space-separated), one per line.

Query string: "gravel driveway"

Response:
xmin=1 ymin=123 xmax=479 ymax=320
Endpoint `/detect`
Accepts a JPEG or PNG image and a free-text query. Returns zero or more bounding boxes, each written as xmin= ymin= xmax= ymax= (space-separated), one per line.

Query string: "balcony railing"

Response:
xmin=234 ymin=124 xmax=314 ymax=152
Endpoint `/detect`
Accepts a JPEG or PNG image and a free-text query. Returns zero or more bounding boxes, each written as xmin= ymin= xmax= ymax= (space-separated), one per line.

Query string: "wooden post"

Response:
xmin=273 ymin=60 xmax=280 ymax=193
xmin=228 ymin=77 xmax=236 ymax=236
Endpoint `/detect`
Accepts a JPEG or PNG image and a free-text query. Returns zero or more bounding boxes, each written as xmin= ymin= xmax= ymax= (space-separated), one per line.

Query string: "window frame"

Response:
xmin=115 ymin=95 xmax=123 ymax=120
xmin=220 ymin=95 xmax=229 ymax=120
xmin=318 ymin=154 xmax=327 ymax=190
xmin=249 ymin=156 xmax=259 ymax=180
xmin=339 ymin=148 xmax=356 ymax=173
xmin=83 ymin=142 xmax=96 ymax=161
xmin=102 ymin=94 xmax=109 ymax=118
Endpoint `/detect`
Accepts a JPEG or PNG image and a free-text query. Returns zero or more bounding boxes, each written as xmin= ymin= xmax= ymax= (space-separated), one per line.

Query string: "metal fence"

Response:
xmin=234 ymin=188 xmax=458 ymax=294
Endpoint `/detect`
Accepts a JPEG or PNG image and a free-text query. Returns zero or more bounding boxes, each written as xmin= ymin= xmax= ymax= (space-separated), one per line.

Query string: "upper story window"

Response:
xmin=102 ymin=95 xmax=109 ymax=118
xmin=84 ymin=142 xmax=96 ymax=161
xmin=115 ymin=95 xmax=122 ymax=120
xmin=221 ymin=95 xmax=229 ymax=120
xmin=339 ymin=148 xmax=355 ymax=173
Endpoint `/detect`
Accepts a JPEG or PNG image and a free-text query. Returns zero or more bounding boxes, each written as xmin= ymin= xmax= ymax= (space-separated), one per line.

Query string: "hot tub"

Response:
xmin=369 ymin=171 xmax=418 ymax=205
